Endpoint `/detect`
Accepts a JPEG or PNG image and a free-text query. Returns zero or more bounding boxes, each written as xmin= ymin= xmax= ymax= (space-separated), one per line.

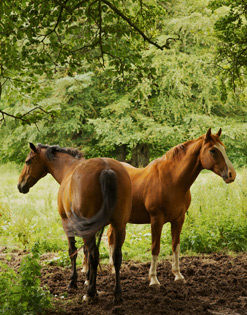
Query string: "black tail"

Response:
xmin=69 ymin=169 xmax=117 ymax=239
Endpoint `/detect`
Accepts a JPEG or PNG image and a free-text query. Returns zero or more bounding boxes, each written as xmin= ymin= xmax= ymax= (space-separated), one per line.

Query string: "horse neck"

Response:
xmin=160 ymin=138 xmax=203 ymax=192
xmin=41 ymin=150 xmax=79 ymax=184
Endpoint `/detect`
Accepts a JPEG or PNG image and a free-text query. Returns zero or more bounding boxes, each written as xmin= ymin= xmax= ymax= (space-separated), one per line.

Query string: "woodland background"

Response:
xmin=0 ymin=0 xmax=247 ymax=167
xmin=1 ymin=1 xmax=247 ymax=312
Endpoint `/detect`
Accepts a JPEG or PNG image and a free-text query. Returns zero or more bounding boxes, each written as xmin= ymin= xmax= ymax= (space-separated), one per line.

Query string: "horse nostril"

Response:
xmin=229 ymin=172 xmax=232 ymax=178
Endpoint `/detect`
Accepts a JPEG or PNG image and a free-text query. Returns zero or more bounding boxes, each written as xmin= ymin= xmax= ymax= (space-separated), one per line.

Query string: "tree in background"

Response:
xmin=209 ymin=0 xmax=247 ymax=92
xmin=0 ymin=0 xmax=168 ymax=121
xmin=0 ymin=0 xmax=247 ymax=166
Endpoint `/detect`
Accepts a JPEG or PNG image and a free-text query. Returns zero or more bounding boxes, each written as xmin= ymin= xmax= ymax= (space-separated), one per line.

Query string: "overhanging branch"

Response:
xmin=101 ymin=0 xmax=165 ymax=50
xmin=0 ymin=106 xmax=54 ymax=124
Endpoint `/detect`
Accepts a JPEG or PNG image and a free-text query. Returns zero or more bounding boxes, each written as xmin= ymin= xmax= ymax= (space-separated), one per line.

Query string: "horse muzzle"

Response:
xmin=223 ymin=168 xmax=236 ymax=184
xmin=17 ymin=182 xmax=30 ymax=194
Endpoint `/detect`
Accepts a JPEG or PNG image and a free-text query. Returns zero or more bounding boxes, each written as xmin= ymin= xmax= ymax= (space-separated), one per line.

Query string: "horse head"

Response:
xmin=18 ymin=143 xmax=48 ymax=194
xmin=199 ymin=128 xmax=236 ymax=184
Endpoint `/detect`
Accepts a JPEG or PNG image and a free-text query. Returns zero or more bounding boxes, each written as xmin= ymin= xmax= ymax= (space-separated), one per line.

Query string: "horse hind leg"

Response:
xmin=82 ymin=245 xmax=88 ymax=272
xmin=107 ymin=225 xmax=115 ymax=273
xmin=61 ymin=219 xmax=78 ymax=289
xmin=67 ymin=236 xmax=78 ymax=289
xmin=112 ymin=226 xmax=126 ymax=304
xmin=82 ymin=244 xmax=89 ymax=286
xmin=171 ymin=215 xmax=186 ymax=283
xmin=83 ymin=236 xmax=99 ymax=302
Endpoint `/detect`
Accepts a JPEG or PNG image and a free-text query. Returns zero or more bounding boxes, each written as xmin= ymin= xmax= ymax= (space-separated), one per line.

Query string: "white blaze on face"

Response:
xmin=213 ymin=143 xmax=234 ymax=170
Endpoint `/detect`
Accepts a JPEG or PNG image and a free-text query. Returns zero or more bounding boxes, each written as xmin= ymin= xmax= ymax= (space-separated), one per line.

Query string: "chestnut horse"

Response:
xmin=107 ymin=128 xmax=236 ymax=286
xmin=18 ymin=143 xmax=131 ymax=303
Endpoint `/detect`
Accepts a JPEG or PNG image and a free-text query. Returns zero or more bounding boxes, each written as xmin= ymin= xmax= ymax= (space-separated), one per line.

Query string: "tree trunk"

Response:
xmin=131 ymin=143 xmax=150 ymax=167
xmin=116 ymin=145 xmax=127 ymax=162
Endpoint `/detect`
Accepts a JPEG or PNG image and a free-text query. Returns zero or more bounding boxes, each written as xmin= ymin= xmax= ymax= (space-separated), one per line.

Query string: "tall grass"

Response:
xmin=0 ymin=164 xmax=247 ymax=263
xmin=124 ymin=168 xmax=247 ymax=261
xmin=0 ymin=163 xmax=67 ymax=253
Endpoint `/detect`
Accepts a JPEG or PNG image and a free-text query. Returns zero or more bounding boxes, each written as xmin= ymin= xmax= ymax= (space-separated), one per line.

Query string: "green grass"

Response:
xmin=0 ymin=163 xmax=66 ymax=253
xmin=1 ymin=163 xmax=247 ymax=263
xmin=123 ymin=168 xmax=247 ymax=261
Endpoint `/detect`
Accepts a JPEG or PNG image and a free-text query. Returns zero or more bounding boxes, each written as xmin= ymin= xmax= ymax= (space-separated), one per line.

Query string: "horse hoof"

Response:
xmin=175 ymin=278 xmax=186 ymax=284
xmin=149 ymin=282 xmax=160 ymax=288
xmin=149 ymin=277 xmax=160 ymax=287
xmin=84 ymin=280 xmax=89 ymax=286
xmin=83 ymin=294 xmax=98 ymax=304
xmin=114 ymin=296 xmax=123 ymax=305
xmin=68 ymin=281 xmax=78 ymax=289
xmin=97 ymin=290 xmax=104 ymax=296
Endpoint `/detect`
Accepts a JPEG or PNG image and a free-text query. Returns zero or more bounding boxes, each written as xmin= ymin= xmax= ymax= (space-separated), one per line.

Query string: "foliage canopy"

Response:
xmin=209 ymin=0 xmax=247 ymax=90
xmin=0 ymin=0 xmax=247 ymax=167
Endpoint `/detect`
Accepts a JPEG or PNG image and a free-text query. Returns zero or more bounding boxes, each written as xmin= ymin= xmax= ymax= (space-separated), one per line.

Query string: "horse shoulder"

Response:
xmin=58 ymin=183 xmax=71 ymax=219
xmin=138 ymin=166 xmax=162 ymax=212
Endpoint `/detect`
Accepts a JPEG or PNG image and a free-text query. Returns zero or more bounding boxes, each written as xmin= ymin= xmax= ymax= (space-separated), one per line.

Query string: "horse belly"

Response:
xmin=128 ymin=200 xmax=151 ymax=224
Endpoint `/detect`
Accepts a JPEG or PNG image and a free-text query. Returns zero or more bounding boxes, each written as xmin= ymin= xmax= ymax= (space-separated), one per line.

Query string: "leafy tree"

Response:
xmin=1 ymin=0 xmax=247 ymax=167
xmin=0 ymin=0 xmax=170 ymax=122
xmin=209 ymin=0 xmax=247 ymax=91
xmin=88 ymin=0 xmax=247 ymax=164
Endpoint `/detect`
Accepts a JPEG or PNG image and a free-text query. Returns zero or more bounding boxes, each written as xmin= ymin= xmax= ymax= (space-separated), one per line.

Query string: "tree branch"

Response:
xmin=0 ymin=106 xmax=54 ymax=124
xmin=101 ymin=0 xmax=165 ymax=50
xmin=98 ymin=0 xmax=105 ymax=66
xmin=73 ymin=0 xmax=91 ymax=11
xmin=53 ymin=0 xmax=73 ymax=14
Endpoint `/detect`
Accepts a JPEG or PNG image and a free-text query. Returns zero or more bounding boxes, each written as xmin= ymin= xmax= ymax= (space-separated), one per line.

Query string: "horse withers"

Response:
xmin=107 ymin=128 xmax=236 ymax=286
xmin=18 ymin=143 xmax=132 ymax=303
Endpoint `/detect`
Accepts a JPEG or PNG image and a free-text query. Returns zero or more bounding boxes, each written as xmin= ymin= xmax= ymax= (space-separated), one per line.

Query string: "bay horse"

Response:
xmin=18 ymin=143 xmax=131 ymax=303
xmin=107 ymin=128 xmax=236 ymax=286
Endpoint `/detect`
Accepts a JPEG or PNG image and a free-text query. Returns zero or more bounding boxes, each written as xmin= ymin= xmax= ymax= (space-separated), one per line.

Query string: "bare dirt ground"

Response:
xmin=2 ymin=250 xmax=247 ymax=314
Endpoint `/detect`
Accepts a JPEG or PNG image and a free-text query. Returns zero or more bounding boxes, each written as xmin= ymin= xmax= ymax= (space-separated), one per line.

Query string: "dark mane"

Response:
xmin=37 ymin=144 xmax=84 ymax=160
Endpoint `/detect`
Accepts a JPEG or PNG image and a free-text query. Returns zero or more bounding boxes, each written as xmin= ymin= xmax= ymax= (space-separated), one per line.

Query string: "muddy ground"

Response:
xmin=3 ymin=251 xmax=247 ymax=314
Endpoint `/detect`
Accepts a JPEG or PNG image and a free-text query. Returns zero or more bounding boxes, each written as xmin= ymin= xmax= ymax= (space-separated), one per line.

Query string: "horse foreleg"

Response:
xmin=67 ymin=236 xmax=78 ymax=289
xmin=171 ymin=215 xmax=185 ymax=282
xmin=149 ymin=216 xmax=164 ymax=287
xmin=107 ymin=225 xmax=115 ymax=273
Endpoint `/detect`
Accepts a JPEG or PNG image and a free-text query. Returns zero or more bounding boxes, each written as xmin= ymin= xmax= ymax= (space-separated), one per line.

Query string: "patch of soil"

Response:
xmin=40 ymin=253 xmax=247 ymax=314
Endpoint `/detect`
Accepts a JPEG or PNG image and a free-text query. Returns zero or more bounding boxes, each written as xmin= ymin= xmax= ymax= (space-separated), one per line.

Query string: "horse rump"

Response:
xmin=68 ymin=168 xmax=118 ymax=238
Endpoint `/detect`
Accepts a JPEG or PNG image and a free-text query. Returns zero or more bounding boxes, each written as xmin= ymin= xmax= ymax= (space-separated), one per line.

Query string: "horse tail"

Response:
xmin=69 ymin=169 xmax=117 ymax=239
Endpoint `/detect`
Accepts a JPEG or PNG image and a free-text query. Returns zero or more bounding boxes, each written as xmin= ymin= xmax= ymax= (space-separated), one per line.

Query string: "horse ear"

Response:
xmin=29 ymin=143 xmax=37 ymax=153
xmin=216 ymin=128 xmax=222 ymax=138
xmin=205 ymin=128 xmax=211 ymax=141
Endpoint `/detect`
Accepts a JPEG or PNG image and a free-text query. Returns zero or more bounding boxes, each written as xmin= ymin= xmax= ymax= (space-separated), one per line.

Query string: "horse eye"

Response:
xmin=210 ymin=149 xmax=216 ymax=155
xmin=25 ymin=160 xmax=31 ymax=165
